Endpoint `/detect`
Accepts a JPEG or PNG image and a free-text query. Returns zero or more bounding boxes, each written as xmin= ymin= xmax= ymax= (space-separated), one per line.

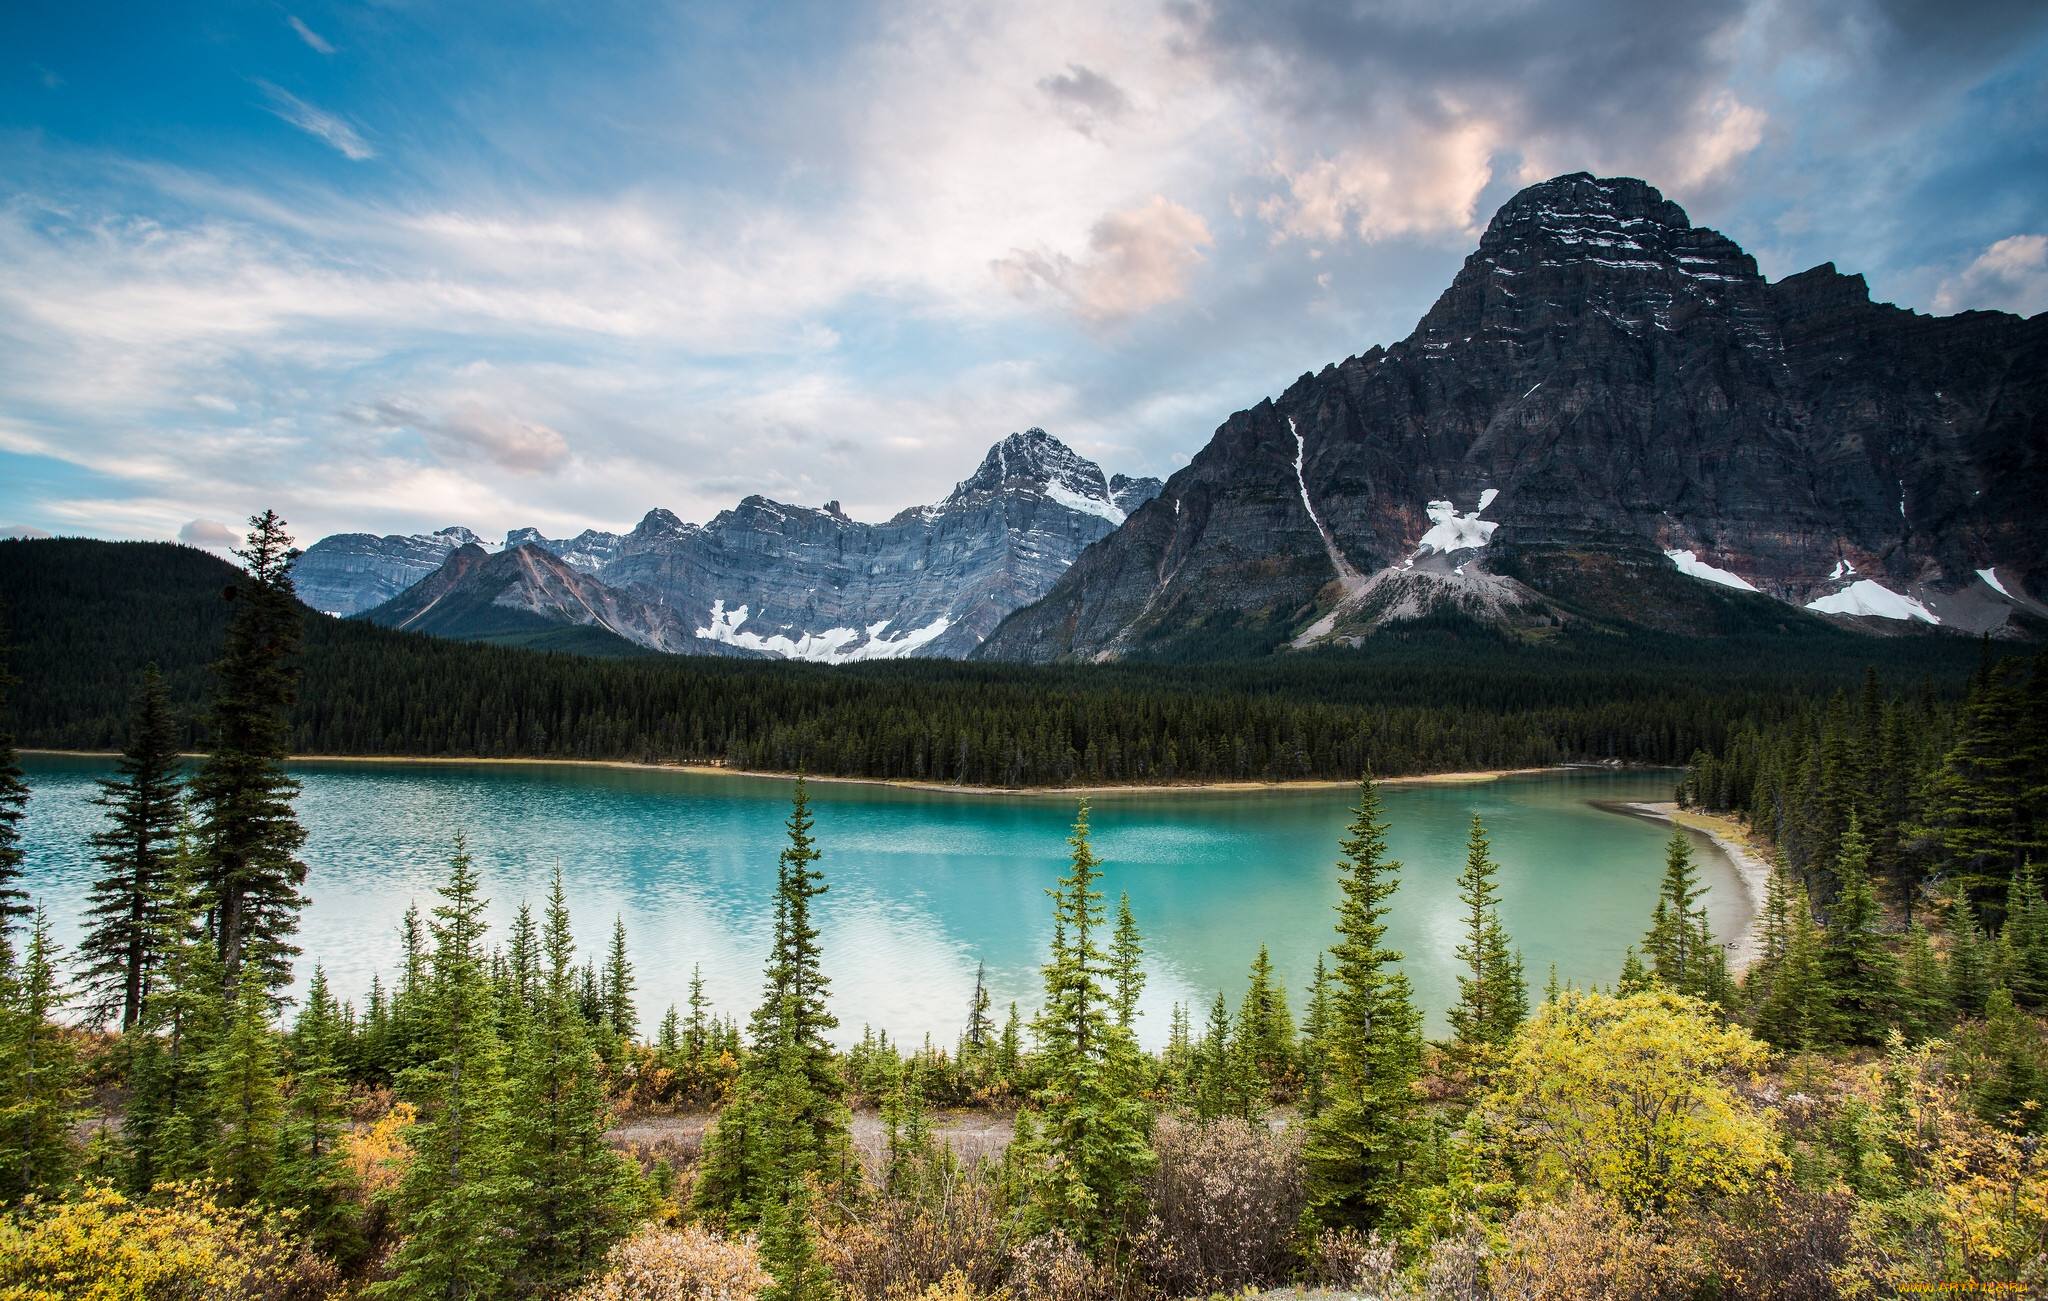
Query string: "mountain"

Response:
xmin=358 ymin=542 xmax=761 ymax=657
xmin=977 ymin=173 xmax=2048 ymax=662
xmin=292 ymin=526 xmax=486 ymax=615
xmin=349 ymin=428 xmax=1160 ymax=660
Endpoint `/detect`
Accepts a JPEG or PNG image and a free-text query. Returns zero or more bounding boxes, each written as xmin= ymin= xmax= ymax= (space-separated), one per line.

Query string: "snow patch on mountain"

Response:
xmin=1980 ymin=568 xmax=2014 ymax=599
xmin=1805 ymin=580 xmax=1940 ymax=624
xmin=1045 ymin=480 xmax=1125 ymax=525
xmin=1415 ymin=501 xmax=1498 ymax=557
xmin=1665 ymin=549 xmax=1759 ymax=592
xmin=695 ymin=600 xmax=954 ymax=662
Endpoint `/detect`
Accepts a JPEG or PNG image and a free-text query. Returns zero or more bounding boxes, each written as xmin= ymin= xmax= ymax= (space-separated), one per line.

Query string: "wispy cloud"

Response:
xmin=257 ymin=82 xmax=372 ymax=160
xmin=288 ymin=16 xmax=335 ymax=55
xmin=1935 ymin=234 xmax=2048 ymax=316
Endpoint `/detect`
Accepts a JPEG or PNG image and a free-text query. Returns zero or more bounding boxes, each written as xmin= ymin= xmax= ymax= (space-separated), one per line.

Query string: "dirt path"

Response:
xmin=609 ymin=1108 xmax=1017 ymax=1165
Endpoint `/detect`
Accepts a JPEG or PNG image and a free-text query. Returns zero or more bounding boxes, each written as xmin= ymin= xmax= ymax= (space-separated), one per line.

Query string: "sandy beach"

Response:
xmin=1623 ymin=801 xmax=1776 ymax=973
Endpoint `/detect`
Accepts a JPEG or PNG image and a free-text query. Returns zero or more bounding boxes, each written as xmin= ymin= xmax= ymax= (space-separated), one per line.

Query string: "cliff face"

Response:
xmin=977 ymin=174 xmax=2048 ymax=662
xmin=291 ymin=526 xmax=484 ymax=616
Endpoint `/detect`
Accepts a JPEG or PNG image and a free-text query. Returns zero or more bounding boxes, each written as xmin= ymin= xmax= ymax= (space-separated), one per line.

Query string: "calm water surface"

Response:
xmin=15 ymin=757 xmax=1742 ymax=1046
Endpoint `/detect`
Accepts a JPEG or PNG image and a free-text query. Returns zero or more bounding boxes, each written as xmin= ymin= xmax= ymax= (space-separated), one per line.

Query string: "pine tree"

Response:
xmin=1303 ymin=778 xmax=1423 ymax=1233
xmin=1999 ymin=861 xmax=2048 ymax=1006
xmin=505 ymin=869 xmax=640 ymax=1293
xmin=1927 ymin=655 xmax=2026 ymax=894
xmin=1897 ymin=923 xmax=1952 ymax=1041
xmin=601 ymin=916 xmax=637 ymax=1043
xmin=1616 ymin=947 xmax=1650 ymax=995
xmin=190 ymin=511 xmax=308 ymax=991
xmin=0 ymin=608 xmax=31 ymax=941
xmin=208 ymin=970 xmax=282 ymax=1204
xmin=686 ymin=963 xmax=712 ymax=1070
xmin=1643 ymin=828 xmax=1736 ymax=1008
xmin=1821 ymin=819 xmax=1902 ymax=1044
xmin=80 ymin=664 xmax=184 ymax=1030
xmin=695 ymin=779 xmax=851 ymax=1227
xmin=1948 ymin=895 xmax=1995 ymax=1020
xmin=1109 ymin=893 xmax=1144 ymax=1030
xmin=374 ymin=836 xmax=510 ymax=1300
xmin=0 ymin=908 xmax=82 ymax=1203
xmin=1193 ymin=990 xmax=1233 ymax=1122
xmin=1012 ymin=800 xmax=1154 ymax=1250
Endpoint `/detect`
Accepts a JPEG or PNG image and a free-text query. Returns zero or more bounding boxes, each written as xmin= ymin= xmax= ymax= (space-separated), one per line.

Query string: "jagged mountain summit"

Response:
xmin=351 ymin=428 xmax=1161 ymax=660
xmin=292 ymin=526 xmax=485 ymax=616
xmin=977 ymin=173 xmax=2048 ymax=662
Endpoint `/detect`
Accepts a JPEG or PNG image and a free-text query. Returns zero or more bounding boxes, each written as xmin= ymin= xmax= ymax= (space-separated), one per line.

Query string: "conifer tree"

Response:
xmin=696 ymin=779 xmax=851 ymax=1227
xmin=506 ymin=869 xmax=639 ymax=1293
xmin=1303 ymin=778 xmax=1423 ymax=1232
xmin=208 ymin=970 xmax=281 ymax=1204
xmin=1109 ymin=893 xmax=1144 ymax=1030
xmin=0 ymin=908 xmax=82 ymax=1204
xmin=272 ymin=967 xmax=360 ymax=1261
xmin=120 ymin=851 xmax=223 ymax=1192
xmin=80 ymin=664 xmax=184 ymax=1030
xmin=1193 ymin=990 xmax=1233 ymax=1122
xmin=502 ymin=902 xmax=540 ymax=1020
xmin=1927 ymin=655 xmax=2026 ymax=893
xmin=961 ymin=960 xmax=994 ymax=1080
xmin=1236 ymin=944 xmax=1295 ymax=1096
xmin=1820 ymin=819 xmax=1902 ymax=1043
xmin=1642 ymin=828 xmax=1736 ymax=1009
xmin=1163 ymin=1001 xmax=1194 ymax=1110
xmin=1948 ymin=895 xmax=1995 ymax=1020
xmin=190 ymin=511 xmax=308 ymax=991
xmin=1012 ymin=800 xmax=1154 ymax=1249
xmin=1444 ymin=814 xmax=1523 ymax=1071
xmin=1299 ymin=956 xmax=1332 ymax=1120
xmin=375 ymin=836 xmax=510 ymax=1300
xmin=602 ymin=916 xmax=637 ymax=1042
xmin=1616 ymin=947 xmax=1650 ymax=995
xmin=1754 ymin=883 xmax=1838 ymax=1050
xmin=1954 ymin=986 xmax=2048 ymax=1130
xmin=1897 ymin=923 xmax=1952 ymax=1041
xmin=685 ymin=964 xmax=712 ymax=1071
xmin=1998 ymin=861 xmax=2048 ymax=1006
xmin=0 ymin=609 xmax=30 ymax=941
xmin=997 ymin=1001 xmax=1022 ymax=1085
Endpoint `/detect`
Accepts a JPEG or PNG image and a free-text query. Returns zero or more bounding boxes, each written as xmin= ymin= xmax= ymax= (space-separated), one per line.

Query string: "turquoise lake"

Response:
xmin=13 ymin=757 xmax=1745 ymax=1047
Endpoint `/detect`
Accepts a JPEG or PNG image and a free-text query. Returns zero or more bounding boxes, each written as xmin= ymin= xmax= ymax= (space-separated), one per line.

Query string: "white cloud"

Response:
xmin=1935 ymin=234 xmax=2048 ymax=316
xmin=996 ymin=196 xmax=1214 ymax=319
xmin=288 ymin=16 xmax=336 ymax=55
xmin=257 ymin=83 xmax=373 ymax=160
xmin=1262 ymin=118 xmax=1498 ymax=244
xmin=179 ymin=518 xmax=241 ymax=549
xmin=427 ymin=403 xmax=571 ymax=475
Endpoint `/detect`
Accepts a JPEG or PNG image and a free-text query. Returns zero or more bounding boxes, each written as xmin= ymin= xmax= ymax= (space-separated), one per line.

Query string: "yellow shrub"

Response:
xmin=341 ymin=1100 xmax=415 ymax=1201
xmin=0 ymin=1181 xmax=333 ymax=1301
xmin=569 ymin=1225 xmax=774 ymax=1301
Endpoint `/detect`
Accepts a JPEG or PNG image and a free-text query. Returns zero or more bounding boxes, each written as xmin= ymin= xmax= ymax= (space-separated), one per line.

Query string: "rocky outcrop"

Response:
xmin=291 ymin=526 xmax=484 ymax=615
xmin=502 ymin=527 xmax=625 ymax=574
xmin=977 ymin=173 xmax=2048 ymax=661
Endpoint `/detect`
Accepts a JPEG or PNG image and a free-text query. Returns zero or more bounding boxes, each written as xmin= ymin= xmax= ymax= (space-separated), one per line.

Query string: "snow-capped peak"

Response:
xmin=944 ymin=428 xmax=1127 ymax=522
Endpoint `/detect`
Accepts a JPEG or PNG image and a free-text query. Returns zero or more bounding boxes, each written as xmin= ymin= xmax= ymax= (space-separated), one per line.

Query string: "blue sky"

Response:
xmin=4 ymin=0 xmax=2046 ymax=551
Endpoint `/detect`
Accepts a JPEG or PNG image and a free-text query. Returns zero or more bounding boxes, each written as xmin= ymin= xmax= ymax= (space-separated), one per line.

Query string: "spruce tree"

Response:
xmin=1236 ymin=944 xmax=1295 ymax=1096
xmin=1927 ymin=656 xmax=2026 ymax=894
xmin=1999 ymin=861 xmax=2048 ymax=1006
xmin=1616 ymin=946 xmax=1650 ymax=995
xmin=1444 ymin=814 xmax=1523 ymax=1073
xmin=1820 ymin=819 xmax=1902 ymax=1043
xmin=1642 ymin=828 xmax=1736 ymax=1008
xmin=0 ymin=608 xmax=30 ymax=941
xmin=120 ymin=851 xmax=224 ymax=1192
xmin=0 ymin=908 xmax=82 ymax=1204
xmin=1948 ymin=895 xmax=1995 ymax=1020
xmin=685 ymin=964 xmax=712 ymax=1071
xmin=695 ymin=779 xmax=851 ymax=1227
xmin=1193 ymin=990 xmax=1233 ymax=1122
xmin=506 ymin=870 xmax=639 ymax=1293
xmin=208 ymin=970 xmax=282 ymax=1204
xmin=1897 ymin=923 xmax=1952 ymax=1041
xmin=601 ymin=915 xmax=637 ymax=1042
xmin=1299 ymin=955 xmax=1332 ymax=1120
xmin=272 ymin=967 xmax=360 ymax=1262
xmin=1109 ymin=892 xmax=1144 ymax=1029
xmin=1303 ymin=778 xmax=1423 ymax=1233
xmin=80 ymin=664 xmax=184 ymax=1029
xmin=190 ymin=511 xmax=308 ymax=991
xmin=1012 ymin=800 xmax=1154 ymax=1249
xmin=1754 ymin=883 xmax=1838 ymax=1050
xmin=375 ymin=836 xmax=511 ymax=1300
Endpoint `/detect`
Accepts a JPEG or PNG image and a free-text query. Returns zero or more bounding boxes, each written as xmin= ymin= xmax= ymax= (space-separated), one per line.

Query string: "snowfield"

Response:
xmin=1664 ymin=549 xmax=1758 ymax=592
xmin=1804 ymin=580 xmax=1941 ymax=624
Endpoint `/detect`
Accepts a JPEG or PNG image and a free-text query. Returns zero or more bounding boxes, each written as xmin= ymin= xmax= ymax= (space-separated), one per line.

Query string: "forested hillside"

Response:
xmin=0 ymin=537 xmax=1984 ymax=785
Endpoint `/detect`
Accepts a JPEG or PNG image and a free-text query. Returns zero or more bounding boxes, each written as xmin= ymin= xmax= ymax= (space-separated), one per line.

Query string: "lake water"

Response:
xmin=13 ymin=757 xmax=1744 ymax=1047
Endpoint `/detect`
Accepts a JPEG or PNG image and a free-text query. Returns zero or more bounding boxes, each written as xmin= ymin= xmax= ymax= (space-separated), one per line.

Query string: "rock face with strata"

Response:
xmin=976 ymin=173 xmax=2048 ymax=661
xmin=291 ymin=527 xmax=485 ymax=616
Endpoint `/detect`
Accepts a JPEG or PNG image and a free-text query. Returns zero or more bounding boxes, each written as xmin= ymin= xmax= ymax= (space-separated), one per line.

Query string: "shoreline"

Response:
xmin=1620 ymin=801 xmax=1776 ymax=974
xmin=21 ymin=750 xmax=1642 ymax=799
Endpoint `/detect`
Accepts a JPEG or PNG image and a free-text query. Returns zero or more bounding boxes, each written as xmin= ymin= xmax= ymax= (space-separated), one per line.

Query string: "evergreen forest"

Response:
xmin=2 ymin=518 xmax=2048 ymax=1298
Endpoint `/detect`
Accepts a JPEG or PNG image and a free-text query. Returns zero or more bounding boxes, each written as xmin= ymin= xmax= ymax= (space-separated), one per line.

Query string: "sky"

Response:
xmin=3 ymin=0 xmax=2046 ymax=552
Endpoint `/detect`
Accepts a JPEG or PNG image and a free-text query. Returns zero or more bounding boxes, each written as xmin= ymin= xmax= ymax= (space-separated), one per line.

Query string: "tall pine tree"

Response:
xmin=1444 ymin=813 xmax=1525 ymax=1076
xmin=0 ymin=908 xmax=82 ymax=1204
xmin=0 ymin=607 xmax=30 ymax=942
xmin=1643 ymin=828 xmax=1736 ymax=1009
xmin=189 ymin=511 xmax=308 ymax=991
xmin=80 ymin=664 xmax=184 ymax=1030
xmin=1303 ymin=778 xmax=1423 ymax=1233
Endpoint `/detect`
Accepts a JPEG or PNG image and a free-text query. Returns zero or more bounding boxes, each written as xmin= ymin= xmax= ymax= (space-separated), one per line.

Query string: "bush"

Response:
xmin=569 ymin=1225 xmax=773 ymax=1301
xmin=1138 ymin=1114 xmax=1305 ymax=1295
xmin=0 ymin=1181 xmax=340 ymax=1301
xmin=1490 ymin=1191 xmax=1707 ymax=1301
xmin=824 ymin=1157 xmax=1013 ymax=1301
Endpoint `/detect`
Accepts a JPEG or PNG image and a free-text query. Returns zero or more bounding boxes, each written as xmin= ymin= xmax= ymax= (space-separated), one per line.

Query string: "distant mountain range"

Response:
xmin=295 ymin=173 xmax=2046 ymax=665
xmin=979 ymin=173 xmax=2048 ymax=661
xmin=294 ymin=429 xmax=1162 ymax=661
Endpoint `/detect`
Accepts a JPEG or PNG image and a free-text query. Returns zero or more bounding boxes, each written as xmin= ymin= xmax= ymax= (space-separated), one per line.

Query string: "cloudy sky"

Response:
xmin=4 ymin=0 xmax=2046 ymax=550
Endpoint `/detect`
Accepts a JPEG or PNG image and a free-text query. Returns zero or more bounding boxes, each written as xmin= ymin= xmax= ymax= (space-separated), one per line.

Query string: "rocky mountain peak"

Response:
xmin=945 ymin=427 xmax=1127 ymax=522
xmin=631 ymin=507 xmax=695 ymax=540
